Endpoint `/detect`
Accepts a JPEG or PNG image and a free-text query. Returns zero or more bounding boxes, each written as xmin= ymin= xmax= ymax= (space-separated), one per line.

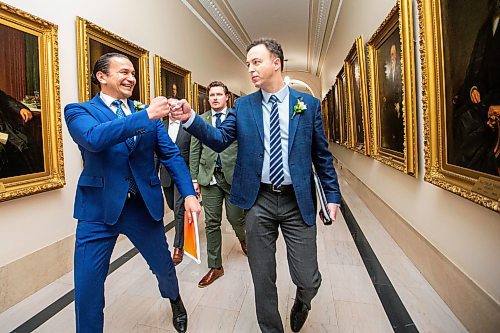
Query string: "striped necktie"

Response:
xmin=112 ymin=100 xmax=138 ymax=195
xmin=269 ymin=95 xmax=284 ymax=187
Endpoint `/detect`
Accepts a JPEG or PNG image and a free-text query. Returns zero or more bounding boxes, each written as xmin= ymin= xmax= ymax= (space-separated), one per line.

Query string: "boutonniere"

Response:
xmin=133 ymin=100 xmax=146 ymax=111
xmin=292 ymin=98 xmax=307 ymax=119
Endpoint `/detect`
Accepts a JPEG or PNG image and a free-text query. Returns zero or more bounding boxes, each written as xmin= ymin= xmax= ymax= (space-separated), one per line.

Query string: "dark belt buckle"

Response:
xmin=272 ymin=184 xmax=282 ymax=193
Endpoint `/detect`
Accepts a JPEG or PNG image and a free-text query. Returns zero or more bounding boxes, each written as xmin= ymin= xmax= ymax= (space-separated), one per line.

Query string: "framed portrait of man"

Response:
xmin=76 ymin=17 xmax=150 ymax=104
xmin=153 ymin=55 xmax=191 ymax=105
xmin=337 ymin=66 xmax=350 ymax=147
xmin=420 ymin=0 xmax=500 ymax=212
xmin=193 ymin=83 xmax=209 ymax=114
xmin=345 ymin=36 xmax=371 ymax=155
xmin=332 ymin=81 xmax=341 ymax=144
xmin=367 ymin=0 xmax=418 ymax=176
xmin=0 ymin=3 xmax=65 ymax=202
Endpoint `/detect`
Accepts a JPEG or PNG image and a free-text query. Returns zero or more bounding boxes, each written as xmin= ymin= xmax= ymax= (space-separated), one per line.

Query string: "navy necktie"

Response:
xmin=112 ymin=100 xmax=138 ymax=195
xmin=214 ymin=113 xmax=223 ymax=168
xmin=269 ymin=95 xmax=284 ymax=187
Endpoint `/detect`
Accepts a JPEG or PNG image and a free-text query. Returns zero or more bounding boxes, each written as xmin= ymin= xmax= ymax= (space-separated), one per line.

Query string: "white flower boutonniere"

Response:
xmin=133 ymin=100 xmax=146 ymax=111
xmin=292 ymin=98 xmax=307 ymax=119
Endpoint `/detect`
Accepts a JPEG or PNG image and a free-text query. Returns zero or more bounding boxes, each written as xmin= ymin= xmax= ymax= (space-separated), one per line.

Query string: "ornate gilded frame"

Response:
xmin=76 ymin=17 xmax=150 ymax=103
xmin=332 ymin=81 xmax=341 ymax=144
xmin=153 ymin=55 xmax=191 ymax=105
xmin=193 ymin=82 xmax=209 ymax=114
xmin=419 ymin=0 xmax=499 ymax=212
xmin=0 ymin=3 xmax=65 ymax=202
xmin=321 ymin=94 xmax=330 ymax=140
xmin=337 ymin=66 xmax=351 ymax=147
xmin=345 ymin=36 xmax=371 ymax=155
xmin=367 ymin=1 xmax=417 ymax=176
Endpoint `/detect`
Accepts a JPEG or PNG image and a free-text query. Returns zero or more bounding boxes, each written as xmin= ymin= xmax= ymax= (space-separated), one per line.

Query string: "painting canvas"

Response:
xmin=420 ymin=0 xmax=500 ymax=211
xmin=0 ymin=3 xmax=64 ymax=201
xmin=154 ymin=55 xmax=191 ymax=104
xmin=193 ymin=83 xmax=209 ymax=114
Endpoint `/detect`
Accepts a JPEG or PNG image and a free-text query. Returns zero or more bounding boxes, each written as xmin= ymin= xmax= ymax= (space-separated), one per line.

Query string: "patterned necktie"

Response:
xmin=269 ymin=95 xmax=284 ymax=187
xmin=214 ymin=112 xmax=223 ymax=168
xmin=112 ymin=100 xmax=138 ymax=195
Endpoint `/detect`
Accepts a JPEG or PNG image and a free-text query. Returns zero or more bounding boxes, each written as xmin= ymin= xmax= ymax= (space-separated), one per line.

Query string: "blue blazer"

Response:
xmin=65 ymin=95 xmax=195 ymax=225
xmin=186 ymin=88 xmax=341 ymax=226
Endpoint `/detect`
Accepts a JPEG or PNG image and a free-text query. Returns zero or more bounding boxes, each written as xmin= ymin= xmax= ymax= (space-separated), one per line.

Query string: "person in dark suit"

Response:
xmin=452 ymin=0 xmax=500 ymax=175
xmin=64 ymin=53 xmax=201 ymax=333
xmin=0 ymin=89 xmax=42 ymax=178
xmin=169 ymin=38 xmax=341 ymax=333
xmin=190 ymin=80 xmax=246 ymax=288
xmin=158 ymin=116 xmax=192 ymax=265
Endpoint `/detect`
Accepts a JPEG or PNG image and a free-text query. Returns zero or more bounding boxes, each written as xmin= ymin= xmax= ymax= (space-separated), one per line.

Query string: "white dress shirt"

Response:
xmin=168 ymin=119 xmax=180 ymax=143
xmin=100 ymin=92 xmax=135 ymax=140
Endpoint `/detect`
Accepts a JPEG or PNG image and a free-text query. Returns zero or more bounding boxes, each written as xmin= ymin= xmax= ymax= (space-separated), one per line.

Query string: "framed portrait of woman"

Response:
xmin=367 ymin=0 xmax=418 ymax=176
xmin=0 ymin=3 xmax=64 ymax=202
xmin=76 ymin=17 xmax=150 ymax=104
xmin=419 ymin=0 xmax=500 ymax=211
xmin=345 ymin=36 xmax=371 ymax=155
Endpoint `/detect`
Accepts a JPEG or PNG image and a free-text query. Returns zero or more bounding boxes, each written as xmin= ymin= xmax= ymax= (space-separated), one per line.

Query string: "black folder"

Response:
xmin=313 ymin=171 xmax=332 ymax=225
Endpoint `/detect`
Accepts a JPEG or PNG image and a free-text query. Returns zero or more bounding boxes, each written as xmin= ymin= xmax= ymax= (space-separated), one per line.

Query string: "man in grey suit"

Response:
xmin=159 ymin=116 xmax=191 ymax=265
xmin=190 ymin=81 xmax=246 ymax=288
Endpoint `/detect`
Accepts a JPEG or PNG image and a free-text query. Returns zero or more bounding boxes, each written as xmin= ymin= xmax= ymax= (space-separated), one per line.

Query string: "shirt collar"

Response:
xmin=169 ymin=118 xmax=180 ymax=125
xmin=261 ymin=84 xmax=289 ymax=104
xmin=211 ymin=107 xmax=227 ymax=116
xmin=100 ymin=92 xmax=128 ymax=109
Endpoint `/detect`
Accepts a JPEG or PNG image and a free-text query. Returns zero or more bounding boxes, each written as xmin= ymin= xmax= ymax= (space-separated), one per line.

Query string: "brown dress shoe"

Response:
xmin=198 ymin=267 xmax=224 ymax=288
xmin=239 ymin=240 xmax=248 ymax=256
xmin=173 ymin=248 xmax=184 ymax=266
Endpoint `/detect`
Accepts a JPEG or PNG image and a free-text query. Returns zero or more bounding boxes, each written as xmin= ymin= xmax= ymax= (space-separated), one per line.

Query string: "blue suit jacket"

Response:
xmin=65 ymin=94 xmax=195 ymax=225
xmin=186 ymin=87 xmax=341 ymax=226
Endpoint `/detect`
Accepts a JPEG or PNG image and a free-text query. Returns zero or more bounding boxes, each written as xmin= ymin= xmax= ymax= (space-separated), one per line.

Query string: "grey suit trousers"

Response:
xmin=245 ymin=187 xmax=322 ymax=333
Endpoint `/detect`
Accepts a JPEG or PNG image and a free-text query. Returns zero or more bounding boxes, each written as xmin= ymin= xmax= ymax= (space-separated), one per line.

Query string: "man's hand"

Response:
xmin=193 ymin=182 xmax=201 ymax=198
xmin=20 ymin=109 xmax=33 ymax=123
xmin=146 ymin=96 xmax=170 ymax=120
xmin=184 ymin=195 xmax=202 ymax=224
xmin=327 ymin=203 xmax=339 ymax=223
xmin=168 ymin=98 xmax=193 ymax=122
xmin=470 ymin=87 xmax=481 ymax=104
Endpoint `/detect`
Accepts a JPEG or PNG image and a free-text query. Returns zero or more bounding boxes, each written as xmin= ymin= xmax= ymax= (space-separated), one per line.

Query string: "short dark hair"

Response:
xmin=246 ymin=38 xmax=284 ymax=71
xmin=207 ymin=80 xmax=229 ymax=95
xmin=91 ymin=52 xmax=130 ymax=86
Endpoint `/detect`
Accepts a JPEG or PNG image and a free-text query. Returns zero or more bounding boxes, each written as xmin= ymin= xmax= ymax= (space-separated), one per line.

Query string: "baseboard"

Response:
xmin=338 ymin=165 xmax=500 ymax=333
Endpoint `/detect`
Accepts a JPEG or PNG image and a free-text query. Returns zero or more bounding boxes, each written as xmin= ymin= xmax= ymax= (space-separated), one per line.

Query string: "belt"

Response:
xmin=260 ymin=183 xmax=294 ymax=194
xmin=214 ymin=166 xmax=223 ymax=173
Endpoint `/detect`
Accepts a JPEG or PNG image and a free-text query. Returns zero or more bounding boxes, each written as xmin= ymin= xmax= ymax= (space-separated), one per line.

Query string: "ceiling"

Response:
xmin=183 ymin=0 xmax=342 ymax=77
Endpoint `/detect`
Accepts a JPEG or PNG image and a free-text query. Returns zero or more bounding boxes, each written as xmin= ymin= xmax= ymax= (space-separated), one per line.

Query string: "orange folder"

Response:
xmin=183 ymin=210 xmax=201 ymax=264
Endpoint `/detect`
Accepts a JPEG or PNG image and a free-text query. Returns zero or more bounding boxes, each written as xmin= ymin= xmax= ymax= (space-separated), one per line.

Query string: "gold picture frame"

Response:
xmin=332 ymin=81 xmax=341 ymax=144
xmin=345 ymin=36 xmax=371 ymax=155
xmin=321 ymin=94 xmax=330 ymax=141
xmin=193 ymin=82 xmax=209 ymax=114
xmin=76 ymin=17 xmax=150 ymax=103
xmin=419 ymin=0 xmax=499 ymax=212
xmin=154 ymin=55 xmax=191 ymax=105
xmin=0 ymin=3 xmax=65 ymax=202
xmin=337 ymin=66 xmax=351 ymax=147
xmin=367 ymin=1 xmax=418 ymax=176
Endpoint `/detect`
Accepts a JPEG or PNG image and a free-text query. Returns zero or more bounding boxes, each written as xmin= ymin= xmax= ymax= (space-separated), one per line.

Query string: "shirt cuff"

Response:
xmin=184 ymin=194 xmax=197 ymax=200
xmin=329 ymin=203 xmax=341 ymax=207
xmin=182 ymin=110 xmax=196 ymax=128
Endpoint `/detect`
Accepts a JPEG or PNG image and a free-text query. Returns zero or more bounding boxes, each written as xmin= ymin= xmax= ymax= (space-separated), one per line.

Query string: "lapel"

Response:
xmin=89 ymin=94 xmax=115 ymax=122
xmin=288 ymin=88 xmax=300 ymax=153
xmin=250 ymin=90 xmax=264 ymax=144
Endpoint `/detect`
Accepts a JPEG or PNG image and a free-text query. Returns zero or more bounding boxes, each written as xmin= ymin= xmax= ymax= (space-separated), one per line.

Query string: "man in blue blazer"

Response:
xmin=169 ymin=39 xmax=341 ymax=333
xmin=65 ymin=53 xmax=200 ymax=333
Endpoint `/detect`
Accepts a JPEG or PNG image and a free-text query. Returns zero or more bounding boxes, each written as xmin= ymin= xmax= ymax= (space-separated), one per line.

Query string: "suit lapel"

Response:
xmin=288 ymin=88 xmax=300 ymax=153
xmin=89 ymin=94 xmax=115 ymax=122
xmin=251 ymin=90 xmax=264 ymax=144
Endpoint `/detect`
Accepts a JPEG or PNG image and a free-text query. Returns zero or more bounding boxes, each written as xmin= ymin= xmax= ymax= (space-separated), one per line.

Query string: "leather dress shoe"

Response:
xmin=240 ymin=240 xmax=248 ymax=256
xmin=170 ymin=295 xmax=187 ymax=333
xmin=290 ymin=299 xmax=309 ymax=332
xmin=173 ymin=248 xmax=184 ymax=266
xmin=198 ymin=267 xmax=224 ymax=288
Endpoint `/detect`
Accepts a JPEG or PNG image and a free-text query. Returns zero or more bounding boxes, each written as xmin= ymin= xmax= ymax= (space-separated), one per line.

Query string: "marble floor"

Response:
xmin=0 ymin=178 xmax=467 ymax=333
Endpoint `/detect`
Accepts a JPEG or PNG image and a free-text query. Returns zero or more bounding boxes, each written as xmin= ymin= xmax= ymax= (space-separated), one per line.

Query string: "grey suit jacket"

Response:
xmin=189 ymin=110 xmax=238 ymax=186
xmin=159 ymin=118 xmax=191 ymax=187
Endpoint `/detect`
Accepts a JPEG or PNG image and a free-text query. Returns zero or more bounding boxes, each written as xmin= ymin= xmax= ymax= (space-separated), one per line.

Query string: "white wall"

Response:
xmin=0 ymin=0 xmax=254 ymax=267
xmin=321 ymin=0 xmax=500 ymax=303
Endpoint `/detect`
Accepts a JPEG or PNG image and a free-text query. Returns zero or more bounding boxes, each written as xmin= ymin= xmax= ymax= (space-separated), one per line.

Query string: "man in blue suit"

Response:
xmin=169 ymin=38 xmax=341 ymax=333
xmin=65 ymin=53 xmax=201 ymax=333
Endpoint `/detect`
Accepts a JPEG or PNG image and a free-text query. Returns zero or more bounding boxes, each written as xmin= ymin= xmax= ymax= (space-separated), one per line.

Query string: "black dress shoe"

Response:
xmin=290 ymin=298 xmax=309 ymax=332
xmin=170 ymin=295 xmax=188 ymax=333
